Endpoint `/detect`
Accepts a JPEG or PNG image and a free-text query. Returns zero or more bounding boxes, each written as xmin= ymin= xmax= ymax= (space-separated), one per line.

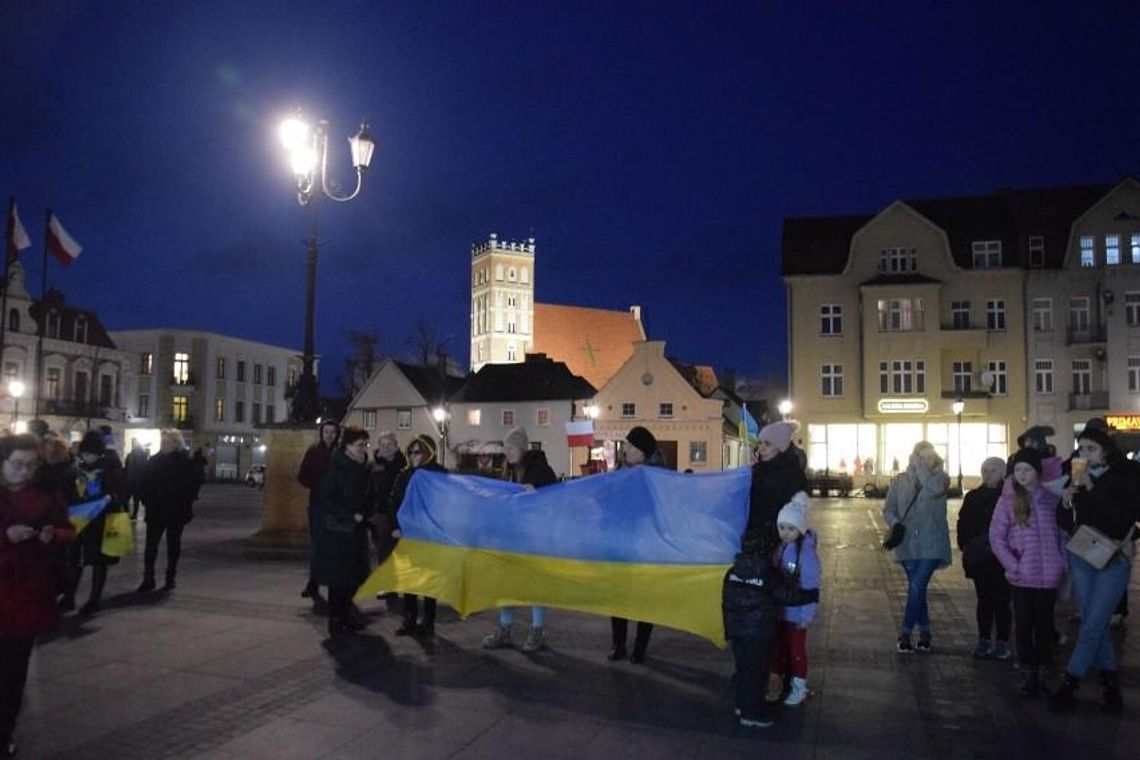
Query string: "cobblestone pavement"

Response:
xmin=16 ymin=485 xmax=1140 ymax=758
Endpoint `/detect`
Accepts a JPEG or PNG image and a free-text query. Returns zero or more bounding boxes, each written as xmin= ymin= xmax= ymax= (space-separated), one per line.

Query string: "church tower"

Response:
xmin=470 ymin=233 xmax=535 ymax=371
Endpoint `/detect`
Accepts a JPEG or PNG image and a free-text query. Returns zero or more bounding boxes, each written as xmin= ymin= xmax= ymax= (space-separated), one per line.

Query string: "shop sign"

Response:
xmin=1106 ymin=414 xmax=1140 ymax=431
xmin=877 ymin=398 xmax=929 ymax=414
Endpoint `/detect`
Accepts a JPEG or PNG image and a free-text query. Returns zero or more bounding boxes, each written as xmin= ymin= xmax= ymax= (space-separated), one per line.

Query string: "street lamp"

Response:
xmin=432 ymin=406 xmax=449 ymax=466
xmin=585 ymin=403 xmax=599 ymax=419
xmin=279 ymin=113 xmax=376 ymax=423
xmin=8 ymin=379 xmax=24 ymax=432
xmin=952 ymin=398 xmax=965 ymax=494
xmin=778 ymin=399 xmax=793 ymax=420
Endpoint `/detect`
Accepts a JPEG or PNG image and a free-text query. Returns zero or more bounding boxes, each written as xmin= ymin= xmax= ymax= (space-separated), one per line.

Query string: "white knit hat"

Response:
xmin=777 ymin=491 xmax=810 ymax=534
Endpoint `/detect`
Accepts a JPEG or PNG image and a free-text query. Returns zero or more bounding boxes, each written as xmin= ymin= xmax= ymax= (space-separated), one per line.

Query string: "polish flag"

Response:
xmin=566 ymin=420 xmax=594 ymax=447
xmin=47 ymin=214 xmax=83 ymax=266
xmin=5 ymin=202 xmax=31 ymax=264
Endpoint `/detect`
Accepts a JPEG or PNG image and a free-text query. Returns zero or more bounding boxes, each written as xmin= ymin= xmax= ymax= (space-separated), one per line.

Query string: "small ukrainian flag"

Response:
xmin=68 ymin=496 xmax=112 ymax=534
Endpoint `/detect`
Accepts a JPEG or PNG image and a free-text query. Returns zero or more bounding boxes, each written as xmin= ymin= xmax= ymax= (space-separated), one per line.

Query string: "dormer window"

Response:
xmin=878 ymin=247 xmax=917 ymax=273
xmin=74 ymin=316 xmax=87 ymax=344
xmin=972 ymin=241 xmax=1002 ymax=269
xmin=47 ymin=310 xmax=60 ymax=339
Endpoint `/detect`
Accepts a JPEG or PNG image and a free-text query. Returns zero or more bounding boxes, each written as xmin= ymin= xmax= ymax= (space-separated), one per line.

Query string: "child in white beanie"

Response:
xmin=770 ymin=491 xmax=821 ymax=707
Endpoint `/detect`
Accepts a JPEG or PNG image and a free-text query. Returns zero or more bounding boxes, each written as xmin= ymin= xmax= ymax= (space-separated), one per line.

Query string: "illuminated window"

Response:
xmin=877 ymin=298 xmax=924 ymax=331
xmin=214 ymin=397 xmax=225 ymax=421
xmin=46 ymin=368 xmax=60 ymax=399
xmin=467 ymin=409 xmax=482 ymax=426
xmin=1106 ymin=235 xmax=1121 ymax=266
xmin=690 ymin=441 xmax=708 ymax=465
xmin=1080 ymin=236 xmax=1095 ymax=267
xmin=140 ymin=352 xmax=153 ymax=375
xmin=173 ymin=352 xmax=190 ymax=384
xmin=172 ymin=395 xmax=189 ymax=422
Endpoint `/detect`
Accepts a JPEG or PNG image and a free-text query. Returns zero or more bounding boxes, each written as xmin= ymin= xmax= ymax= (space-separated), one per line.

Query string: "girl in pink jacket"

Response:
xmin=989 ymin=448 xmax=1066 ymax=698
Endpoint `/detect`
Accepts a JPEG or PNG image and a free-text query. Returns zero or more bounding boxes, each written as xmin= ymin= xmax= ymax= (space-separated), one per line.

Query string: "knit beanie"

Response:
xmin=504 ymin=426 xmax=529 ymax=452
xmin=1007 ymin=447 xmax=1043 ymax=476
xmin=758 ymin=421 xmax=798 ymax=453
xmin=625 ymin=426 xmax=657 ymax=457
xmin=79 ymin=430 xmax=106 ymax=456
xmin=1016 ymin=425 xmax=1055 ymax=450
xmin=777 ymin=491 xmax=810 ymax=534
xmin=1077 ymin=425 xmax=1114 ymax=452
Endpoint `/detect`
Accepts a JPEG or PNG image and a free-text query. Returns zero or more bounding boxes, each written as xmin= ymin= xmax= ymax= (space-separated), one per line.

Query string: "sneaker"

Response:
xmin=482 ymin=626 xmax=512 ymax=649
xmin=1109 ymin=613 xmax=1127 ymax=629
xmin=916 ymin=634 xmax=932 ymax=653
xmin=783 ymin=677 xmax=809 ymax=706
xmin=137 ymin=578 xmax=156 ymax=594
xmin=989 ymin=641 xmax=1011 ymax=661
xmin=740 ymin=715 xmax=775 ymax=728
xmin=972 ymin=639 xmax=993 ymax=659
xmin=522 ymin=627 xmax=545 ymax=652
xmin=897 ymin=635 xmax=914 ymax=654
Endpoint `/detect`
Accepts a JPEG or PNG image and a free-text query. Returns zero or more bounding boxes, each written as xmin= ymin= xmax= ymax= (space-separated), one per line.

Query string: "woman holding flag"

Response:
xmin=71 ymin=431 xmax=129 ymax=615
xmin=0 ymin=434 xmax=76 ymax=758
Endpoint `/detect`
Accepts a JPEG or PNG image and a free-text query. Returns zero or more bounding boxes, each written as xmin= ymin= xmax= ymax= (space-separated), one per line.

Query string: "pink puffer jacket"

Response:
xmin=988 ymin=485 xmax=1066 ymax=589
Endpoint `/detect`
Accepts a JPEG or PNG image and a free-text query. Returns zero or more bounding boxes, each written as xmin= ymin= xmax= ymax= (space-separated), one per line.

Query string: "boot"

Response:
xmin=522 ymin=627 xmax=545 ymax=653
xmin=1049 ymin=673 xmax=1079 ymax=712
xmin=1102 ymin=670 xmax=1123 ymax=714
xmin=1019 ymin=668 xmax=1041 ymax=698
xmin=137 ymin=568 xmax=156 ymax=593
xmin=482 ymin=625 xmax=512 ymax=649
xmin=783 ymin=677 xmax=809 ymax=706
xmin=81 ymin=566 xmax=107 ymax=615
xmin=301 ymin=579 xmax=319 ymax=598
xmin=396 ymin=613 xmax=417 ymax=636
xmin=163 ymin=569 xmax=177 ymax=591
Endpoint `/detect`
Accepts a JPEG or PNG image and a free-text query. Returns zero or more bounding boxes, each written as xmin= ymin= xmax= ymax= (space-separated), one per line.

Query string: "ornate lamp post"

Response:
xmin=952 ymin=398 xmax=965 ymax=494
xmin=279 ymin=114 xmax=376 ymax=423
xmin=432 ymin=406 xmax=449 ymax=466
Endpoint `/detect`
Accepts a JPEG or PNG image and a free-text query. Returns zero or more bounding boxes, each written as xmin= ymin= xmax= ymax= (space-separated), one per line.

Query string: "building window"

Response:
xmin=237 ymin=361 xmax=246 ymax=382
xmin=952 ymin=361 xmax=973 ymax=394
xmin=1132 ymin=234 xmax=1140 ymax=265
xmin=536 ymin=408 xmax=550 ymax=427
xmin=173 ymin=352 xmax=190 ymax=384
xmin=7 ymin=309 xmax=17 ymax=332
xmin=1032 ymin=298 xmax=1053 ymax=332
xmin=820 ymin=304 xmax=842 ymax=335
xmin=985 ymin=300 xmax=1005 ymax=331
xmin=1105 ymin=234 xmax=1121 ymax=266
xmin=47 ymin=311 xmax=60 ymax=338
xmin=621 ymin=402 xmax=636 ymax=419
xmin=1034 ymin=360 xmax=1054 ymax=394
xmin=362 ymin=410 xmax=377 ymax=429
xmin=172 ymin=395 xmax=189 ymax=423
xmin=1127 ymin=292 xmax=1140 ymax=327
xmin=878 ymin=247 xmax=917 ymax=273
xmin=507 ymin=342 xmax=517 ymax=361
xmin=877 ymin=298 xmax=924 ymax=331
xmin=507 ymin=321 xmax=516 ymax=334
xmin=951 ymin=300 xmax=970 ymax=330
xmin=396 ymin=409 xmax=411 ymax=429
xmin=508 ymin=295 xmax=517 ymax=308
xmin=99 ymin=375 xmax=112 ymax=406
xmin=214 ymin=397 xmax=225 ymax=421
xmin=74 ymin=316 xmax=87 ymax=343
xmin=1080 ymin=235 xmax=1095 ymax=267
xmin=267 ymin=366 xmax=276 ymax=386
xmin=501 ymin=409 xmax=515 ymax=427
xmin=45 ymin=367 xmax=60 ymax=399
xmin=266 ymin=404 xmax=275 ymax=423
xmin=690 ymin=441 xmax=708 ymax=465
xmin=235 ymin=400 xmax=245 ymax=423
xmin=1129 ymin=358 xmax=1140 ymax=392
xmin=74 ymin=371 xmax=88 ymax=403
xmin=986 ymin=360 xmax=1008 ymax=395
xmin=138 ymin=393 xmax=150 ymax=417
xmin=659 ymin=402 xmax=674 ymax=419
xmin=1072 ymin=359 xmax=1092 ymax=395
xmin=1069 ymin=297 xmax=1090 ymax=331
xmin=495 ymin=265 xmax=504 ymax=281
xmin=879 ymin=360 xmax=925 ymax=395
xmin=467 ymin=409 xmax=482 ymax=426
xmin=253 ymin=364 xmax=262 ymax=384
xmin=140 ymin=352 xmax=153 ymax=375
xmin=821 ymin=364 xmax=843 ymax=397
xmin=521 ymin=268 xmax=529 ymax=284
xmin=1028 ymin=235 xmax=1045 ymax=267
xmin=972 ymin=240 xmax=1002 ymax=268
xmin=216 ymin=357 xmax=226 ymax=379
xmin=508 ymin=267 xmax=516 ymax=281
xmin=2 ymin=362 xmax=14 ymax=382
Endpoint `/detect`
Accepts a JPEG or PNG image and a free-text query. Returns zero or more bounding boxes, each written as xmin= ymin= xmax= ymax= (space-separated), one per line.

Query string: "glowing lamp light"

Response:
xmin=778 ymin=399 xmax=793 ymax=417
xmin=585 ymin=404 xmax=599 ymax=419
xmin=432 ymin=407 xmax=447 ymax=424
xmin=8 ymin=380 xmax=25 ymax=398
xmin=279 ymin=118 xmax=311 ymax=151
xmin=13 ymin=420 xmax=27 ymax=434
xmin=289 ymin=146 xmax=318 ymax=177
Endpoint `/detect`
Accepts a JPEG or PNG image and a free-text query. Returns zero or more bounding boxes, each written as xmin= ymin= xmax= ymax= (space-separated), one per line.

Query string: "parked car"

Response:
xmin=245 ymin=465 xmax=266 ymax=488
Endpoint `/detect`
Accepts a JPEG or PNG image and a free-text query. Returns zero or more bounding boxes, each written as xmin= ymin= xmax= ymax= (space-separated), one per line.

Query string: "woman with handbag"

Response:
xmin=883 ymin=441 xmax=951 ymax=654
xmin=1051 ymin=425 xmax=1140 ymax=713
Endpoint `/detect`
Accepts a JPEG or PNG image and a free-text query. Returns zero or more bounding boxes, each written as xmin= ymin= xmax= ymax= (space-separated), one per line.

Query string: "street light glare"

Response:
xmin=289 ymin=146 xmax=317 ymax=177
xmin=279 ymin=118 xmax=310 ymax=151
xmin=778 ymin=399 xmax=793 ymax=416
xmin=8 ymin=380 xmax=25 ymax=398
xmin=432 ymin=407 xmax=447 ymax=423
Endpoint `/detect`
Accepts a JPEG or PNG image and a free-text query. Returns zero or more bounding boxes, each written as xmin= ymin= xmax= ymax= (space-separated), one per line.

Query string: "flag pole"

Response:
xmin=0 ymin=197 xmax=13 ymax=377
xmin=33 ymin=209 xmax=49 ymax=420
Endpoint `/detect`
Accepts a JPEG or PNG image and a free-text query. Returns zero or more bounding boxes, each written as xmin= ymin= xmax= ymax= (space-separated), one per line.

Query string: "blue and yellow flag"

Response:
xmin=356 ymin=467 xmax=750 ymax=646
xmin=68 ymin=496 xmax=111 ymax=534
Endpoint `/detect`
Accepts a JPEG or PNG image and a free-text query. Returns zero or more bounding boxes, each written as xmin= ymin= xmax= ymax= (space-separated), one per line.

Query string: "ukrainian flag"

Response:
xmin=68 ymin=496 xmax=111 ymax=534
xmin=356 ymin=467 xmax=750 ymax=646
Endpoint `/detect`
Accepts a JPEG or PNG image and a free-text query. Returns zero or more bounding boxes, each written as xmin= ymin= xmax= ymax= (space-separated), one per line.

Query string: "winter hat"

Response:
xmin=777 ymin=491 xmax=810 ymax=534
xmin=1077 ymin=424 xmax=1115 ymax=452
xmin=1016 ymin=425 xmax=1055 ymax=450
xmin=1007 ymin=447 xmax=1043 ymax=476
xmin=504 ymin=427 xmax=529 ymax=452
xmin=406 ymin=434 xmax=438 ymax=466
xmin=758 ymin=421 xmax=798 ymax=453
xmin=79 ymin=430 xmax=106 ymax=456
xmin=980 ymin=456 xmax=1006 ymax=476
xmin=625 ymin=426 xmax=658 ymax=457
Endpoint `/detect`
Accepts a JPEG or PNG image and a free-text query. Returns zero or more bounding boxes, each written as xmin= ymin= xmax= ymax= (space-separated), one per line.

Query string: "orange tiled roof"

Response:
xmin=532 ymin=303 xmax=646 ymax=391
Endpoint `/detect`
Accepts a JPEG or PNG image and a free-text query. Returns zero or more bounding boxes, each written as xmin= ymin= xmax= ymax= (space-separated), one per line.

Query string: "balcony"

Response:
xmin=877 ymin=312 xmax=925 ymax=332
xmin=159 ymin=414 xmax=196 ymax=430
xmin=939 ymin=390 xmax=992 ymax=400
xmin=1066 ymin=327 xmax=1106 ymax=345
xmin=169 ymin=373 xmax=198 ymax=389
xmin=1069 ymin=392 xmax=1109 ymax=411
xmin=42 ymin=398 xmax=120 ymax=420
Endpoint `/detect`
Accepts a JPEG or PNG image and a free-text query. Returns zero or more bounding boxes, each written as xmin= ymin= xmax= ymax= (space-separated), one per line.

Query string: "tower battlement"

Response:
xmin=471 ymin=232 xmax=536 ymax=259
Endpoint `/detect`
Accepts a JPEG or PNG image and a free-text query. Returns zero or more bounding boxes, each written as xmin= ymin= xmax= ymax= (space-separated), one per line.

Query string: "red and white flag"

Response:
xmin=47 ymin=214 xmax=83 ymax=266
xmin=5 ymin=201 xmax=31 ymax=265
xmin=565 ymin=420 xmax=595 ymax=447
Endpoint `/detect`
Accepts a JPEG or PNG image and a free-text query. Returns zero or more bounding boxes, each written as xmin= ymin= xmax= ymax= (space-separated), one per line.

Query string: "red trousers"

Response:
xmin=771 ymin=621 xmax=808 ymax=678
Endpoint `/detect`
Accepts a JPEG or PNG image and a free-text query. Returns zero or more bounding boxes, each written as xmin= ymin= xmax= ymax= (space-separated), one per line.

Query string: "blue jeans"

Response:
xmin=900 ymin=559 xmax=940 ymax=635
xmin=1066 ymin=552 xmax=1132 ymax=677
xmin=500 ymin=606 xmax=545 ymax=628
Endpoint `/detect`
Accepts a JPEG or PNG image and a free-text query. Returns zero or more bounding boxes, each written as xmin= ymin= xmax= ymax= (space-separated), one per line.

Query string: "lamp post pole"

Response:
xmin=8 ymin=379 xmax=24 ymax=433
xmin=952 ymin=398 xmax=964 ymax=493
xmin=432 ymin=406 xmax=448 ymax=467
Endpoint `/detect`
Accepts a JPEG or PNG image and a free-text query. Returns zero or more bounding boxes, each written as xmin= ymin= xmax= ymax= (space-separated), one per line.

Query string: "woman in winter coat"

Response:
xmin=482 ymin=427 xmax=558 ymax=653
xmin=989 ymin=448 xmax=1065 ymax=697
xmin=71 ymin=430 xmax=130 ymax=615
xmin=0 ymin=434 xmax=76 ymax=758
xmin=138 ymin=429 xmax=201 ymax=593
xmin=387 ymin=434 xmax=448 ymax=638
xmin=748 ymin=421 xmax=808 ymax=536
xmin=1051 ymin=425 xmax=1140 ymax=713
xmin=883 ymin=441 xmax=951 ymax=653
xmin=956 ymin=457 xmax=1012 ymax=660
xmin=317 ymin=426 xmax=373 ymax=637
xmin=297 ymin=420 xmax=340 ymax=609
xmin=368 ymin=431 xmax=406 ymax=565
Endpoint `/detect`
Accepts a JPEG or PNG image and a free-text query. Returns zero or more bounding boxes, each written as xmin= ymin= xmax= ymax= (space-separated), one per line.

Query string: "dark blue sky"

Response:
xmin=4 ymin=1 xmax=1140 ymax=392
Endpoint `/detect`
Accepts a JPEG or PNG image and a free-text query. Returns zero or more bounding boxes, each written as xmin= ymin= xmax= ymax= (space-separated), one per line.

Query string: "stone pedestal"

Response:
xmin=255 ymin=426 xmax=316 ymax=546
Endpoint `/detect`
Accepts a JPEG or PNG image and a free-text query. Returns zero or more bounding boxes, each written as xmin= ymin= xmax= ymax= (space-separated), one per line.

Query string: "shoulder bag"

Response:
xmin=882 ymin=486 xmax=920 ymax=550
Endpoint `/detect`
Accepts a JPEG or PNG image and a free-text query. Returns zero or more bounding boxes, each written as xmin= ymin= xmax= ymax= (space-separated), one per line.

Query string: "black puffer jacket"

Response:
xmin=956 ymin=483 xmax=1002 ymax=578
xmin=316 ymin=451 xmax=372 ymax=587
xmin=722 ymin=550 xmax=819 ymax=640
xmin=748 ymin=448 xmax=807 ymax=532
xmin=1062 ymin=461 xmax=1140 ymax=541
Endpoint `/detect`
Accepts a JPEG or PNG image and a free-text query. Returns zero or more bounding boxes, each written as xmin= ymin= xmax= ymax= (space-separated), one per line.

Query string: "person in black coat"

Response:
xmin=69 ymin=431 xmax=129 ymax=615
xmin=723 ymin=528 xmax=820 ymax=728
xmin=137 ymin=430 xmax=201 ymax=593
xmin=317 ymin=426 xmax=374 ymax=637
xmin=387 ymin=434 xmax=447 ymax=638
xmin=368 ymin=431 xmax=407 ymax=564
xmin=748 ymin=421 xmax=808 ymax=537
xmin=955 ymin=456 xmax=1011 ymax=660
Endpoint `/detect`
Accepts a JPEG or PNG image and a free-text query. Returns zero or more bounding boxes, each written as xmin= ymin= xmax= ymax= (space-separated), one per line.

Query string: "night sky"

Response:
xmin=4 ymin=1 xmax=1140 ymax=393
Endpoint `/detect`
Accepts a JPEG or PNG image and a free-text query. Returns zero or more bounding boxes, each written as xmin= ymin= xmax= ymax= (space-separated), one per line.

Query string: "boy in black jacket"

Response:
xmin=723 ymin=529 xmax=820 ymax=727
